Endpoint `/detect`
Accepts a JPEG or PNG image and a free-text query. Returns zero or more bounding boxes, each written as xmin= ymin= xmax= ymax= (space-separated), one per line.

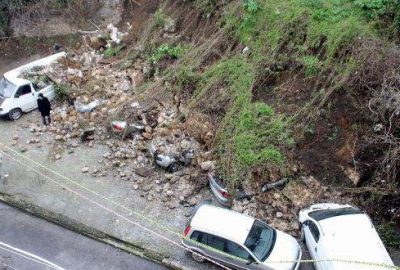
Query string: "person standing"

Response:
xmin=37 ymin=93 xmax=52 ymax=126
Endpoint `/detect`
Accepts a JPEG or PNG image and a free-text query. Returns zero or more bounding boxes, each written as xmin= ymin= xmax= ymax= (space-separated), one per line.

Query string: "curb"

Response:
xmin=0 ymin=192 xmax=189 ymax=270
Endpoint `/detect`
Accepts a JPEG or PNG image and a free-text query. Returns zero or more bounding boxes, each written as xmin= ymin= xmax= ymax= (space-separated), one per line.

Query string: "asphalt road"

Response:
xmin=0 ymin=202 xmax=167 ymax=270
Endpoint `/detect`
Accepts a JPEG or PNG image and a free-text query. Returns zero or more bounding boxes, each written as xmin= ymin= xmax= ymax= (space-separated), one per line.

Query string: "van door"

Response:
xmin=14 ymin=84 xmax=35 ymax=111
xmin=304 ymin=220 xmax=324 ymax=270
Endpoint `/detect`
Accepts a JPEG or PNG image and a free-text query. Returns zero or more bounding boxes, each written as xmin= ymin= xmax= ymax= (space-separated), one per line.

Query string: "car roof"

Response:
xmin=318 ymin=214 xmax=394 ymax=268
xmin=3 ymin=52 xmax=66 ymax=87
xmin=3 ymin=72 xmax=30 ymax=87
xmin=190 ymin=204 xmax=255 ymax=244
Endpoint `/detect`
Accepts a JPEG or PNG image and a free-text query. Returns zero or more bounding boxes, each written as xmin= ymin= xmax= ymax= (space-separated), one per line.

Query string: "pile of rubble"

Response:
xmin=231 ymin=175 xmax=347 ymax=236
xmin=16 ymin=24 xmax=218 ymax=210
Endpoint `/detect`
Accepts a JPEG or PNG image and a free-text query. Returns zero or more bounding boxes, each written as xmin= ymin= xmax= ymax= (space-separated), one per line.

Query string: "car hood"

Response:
xmin=264 ymin=231 xmax=301 ymax=270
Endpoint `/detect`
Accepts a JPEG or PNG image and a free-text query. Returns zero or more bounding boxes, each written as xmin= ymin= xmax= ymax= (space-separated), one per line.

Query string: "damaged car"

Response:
xmin=0 ymin=52 xmax=65 ymax=120
xmin=208 ymin=173 xmax=233 ymax=207
xmin=299 ymin=203 xmax=395 ymax=270
xmin=183 ymin=204 xmax=302 ymax=270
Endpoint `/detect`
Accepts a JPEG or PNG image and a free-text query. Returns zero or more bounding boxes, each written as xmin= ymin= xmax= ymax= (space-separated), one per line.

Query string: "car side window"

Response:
xmin=190 ymin=231 xmax=202 ymax=242
xmin=308 ymin=221 xmax=320 ymax=242
xmin=202 ymin=233 xmax=225 ymax=252
xmin=191 ymin=231 xmax=226 ymax=252
xmin=226 ymin=240 xmax=250 ymax=260
xmin=15 ymin=85 xmax=31 ymax=97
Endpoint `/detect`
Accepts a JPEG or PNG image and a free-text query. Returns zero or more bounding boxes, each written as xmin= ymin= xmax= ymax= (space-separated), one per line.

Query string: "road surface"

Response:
xmin=0 ymin=202 xmax=167 ymax=270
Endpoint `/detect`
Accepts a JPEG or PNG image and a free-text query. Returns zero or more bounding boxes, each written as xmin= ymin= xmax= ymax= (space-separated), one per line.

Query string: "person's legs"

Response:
xmin=42 ymin=115 xmax=47 ymax=125
xmin=47 ymin=114 xmax=51 ymax=125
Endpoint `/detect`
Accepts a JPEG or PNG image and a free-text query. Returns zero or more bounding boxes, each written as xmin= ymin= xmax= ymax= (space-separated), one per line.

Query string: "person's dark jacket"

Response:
xmin=37 ymin=96 xmax=52 ymax=116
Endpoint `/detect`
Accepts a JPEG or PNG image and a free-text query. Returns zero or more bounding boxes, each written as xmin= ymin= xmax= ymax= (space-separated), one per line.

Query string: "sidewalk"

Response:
xmin=0 ymin=115 xmax=219 ymax=270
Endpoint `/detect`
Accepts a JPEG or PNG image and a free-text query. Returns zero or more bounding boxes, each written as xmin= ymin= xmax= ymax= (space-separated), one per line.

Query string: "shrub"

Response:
xmin=103 ymin=45 xmax=125 ymax=58
xmin=150 ymin=44 xmax=183 ymax=64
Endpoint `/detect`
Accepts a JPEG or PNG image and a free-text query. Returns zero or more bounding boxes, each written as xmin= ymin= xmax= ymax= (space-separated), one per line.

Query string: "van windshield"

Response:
xmin=244 ymin=220 xmax=276 ymax=262
xmin=0 ymin=76 xmax=16 ymax=98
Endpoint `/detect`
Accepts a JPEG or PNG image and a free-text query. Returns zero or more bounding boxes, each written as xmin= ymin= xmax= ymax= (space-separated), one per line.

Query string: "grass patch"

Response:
xmin=104 ymin=45 xmax=125 ymax=58
xmin=150 ymin=44 xmax=184 ymax=64
xmin=378 ymin=222 xmax=400 ymax=248
xmin=190 ymin=57 xmax=292 ymax=189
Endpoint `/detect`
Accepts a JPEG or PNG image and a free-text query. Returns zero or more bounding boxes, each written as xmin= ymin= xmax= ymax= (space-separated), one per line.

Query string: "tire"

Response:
xmin=9 ymin=108 xmax=22 ymax=121
xmin=191 ymin=252 xmax=206 ymax=263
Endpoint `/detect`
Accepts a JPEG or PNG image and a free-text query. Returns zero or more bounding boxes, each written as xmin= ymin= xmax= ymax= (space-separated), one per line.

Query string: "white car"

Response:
xmin=299 ymin=203 xmax=395 ymax=270
xmin=0 ymin=52 xmax=65 ymax=120
xmin=182 ymin=204 xmax=302 ymax=270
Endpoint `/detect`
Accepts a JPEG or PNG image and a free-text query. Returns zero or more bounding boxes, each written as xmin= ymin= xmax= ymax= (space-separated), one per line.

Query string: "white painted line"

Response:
xmin=0 ymin=241 xmax=65 ymax=270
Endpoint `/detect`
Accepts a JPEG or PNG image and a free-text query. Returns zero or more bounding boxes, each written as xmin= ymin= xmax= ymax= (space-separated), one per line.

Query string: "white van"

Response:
xmin=0 ymin=52 xmax=65 ymax=120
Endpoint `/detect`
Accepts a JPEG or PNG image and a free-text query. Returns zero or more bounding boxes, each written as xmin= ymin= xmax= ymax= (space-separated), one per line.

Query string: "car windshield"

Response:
xmin=244 ymin=220 xmax=276 ymax=262
xmin=309 ymin=207 xmax=363 ymax=221
xmin=0 ymin=76 xmax=16 ymax=98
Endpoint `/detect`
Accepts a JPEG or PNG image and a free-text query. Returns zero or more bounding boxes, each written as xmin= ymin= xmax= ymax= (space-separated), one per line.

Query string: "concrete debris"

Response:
xmin=75 ymin=99 xmax=105 ymax=113
xmin=261 ymin=178 xmax=288 ymax=192
xmin=106 ymin=24 xmax=128 ymax=45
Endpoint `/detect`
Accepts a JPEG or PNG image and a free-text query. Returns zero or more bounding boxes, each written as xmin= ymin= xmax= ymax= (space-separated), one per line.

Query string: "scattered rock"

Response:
xmin=81 ymin=167 xmax=89 ymax=173
xmin=200 ymin=161 xmax=216 ymax=171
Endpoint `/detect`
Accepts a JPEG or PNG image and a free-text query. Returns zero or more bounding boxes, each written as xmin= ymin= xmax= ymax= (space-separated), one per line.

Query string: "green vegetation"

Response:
xmin=150 ymin=44 xmax=184 ymax=64
xmin=104 ymin=45 xmax=125 ymax=58
xmin=189 ymin=57 xmax=293 ymax=189
xmin=378 ymin=223 xmax=400 ymax=248
xmin=146 ymin=0 xmax=400 ymax=190
xmin=54 ymin=83 xmax=71 ymax=101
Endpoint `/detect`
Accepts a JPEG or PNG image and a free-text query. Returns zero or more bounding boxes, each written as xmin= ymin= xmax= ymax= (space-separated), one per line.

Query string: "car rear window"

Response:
xmin=309 ymin=207 xmax=363 ymax=221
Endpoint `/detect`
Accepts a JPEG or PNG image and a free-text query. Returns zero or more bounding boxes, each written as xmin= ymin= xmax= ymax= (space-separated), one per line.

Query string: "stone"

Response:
xmin=55 ymin=154 xmax=61 ymax=160
xmin=290 ymin=221 xmax=300 ymax=231
xmin=142 ymin=185 xmax=153 ymax=192
xmin=19 ymin=146 xmax=27 ymax=153
xmin=81 ymin=167 xmax=89 ymax=173
xmin=200 ymin=161 xmax=216 ymax=171
xmin=187 ymin=197 xmax=199 ymax=207
xmin=12 ymin=135 xmax=19 ymax=140
xmin=166 ymin=190 xmax=174 ymax=197
xmin=133 ymin=184 xmax=139 ymax=190
xmin=134 ymin=167 xmax=152 ymax=177
xmin=166 ymin=201 xmax=179 ymax=209
xmin=147 ymin=193 xmax=154 ymax=201
xmin=55 ymin=135 xmax=63 ymax=141
xmin=343 ymin=167 xmax=361 ymax=186
xmin=276 ymin=212 xmax=283 ymax=218
xmin=142 ymin=132 xmax=152 ymax=140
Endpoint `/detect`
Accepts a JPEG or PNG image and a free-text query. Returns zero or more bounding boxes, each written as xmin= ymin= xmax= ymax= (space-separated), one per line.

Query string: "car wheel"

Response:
xmin=191 ymin=252 xmax=206 ymax=263
xmin=9 ymin=108 xmax=22 ymax=121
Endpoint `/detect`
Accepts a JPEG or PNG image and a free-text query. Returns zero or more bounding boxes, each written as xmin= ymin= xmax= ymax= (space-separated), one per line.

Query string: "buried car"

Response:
xmin=299 ymin=203 xmax=395 ymax=270
xmin=182 ymin=204 xmax=302 ymax=270
xmin=0 ymin=52 xmax=65 ymax=120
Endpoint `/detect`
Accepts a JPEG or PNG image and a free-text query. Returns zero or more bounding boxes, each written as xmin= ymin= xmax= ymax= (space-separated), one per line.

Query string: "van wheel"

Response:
xmin=191 ymin=252 xmax=206 ymax=263
xmin=9 ymin=108 xmax=22 ymax=121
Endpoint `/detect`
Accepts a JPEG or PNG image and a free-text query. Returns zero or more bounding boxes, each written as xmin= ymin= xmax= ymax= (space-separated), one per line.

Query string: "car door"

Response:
xmin=225 ymin=240 xmax=264 ymax=270
xmin=38 ymin=84 xmax=56 ymax=101
xmin=304 ymin=220 xmax=324 ymax=270
xmin=14 ymin=84 xmax=35 ymax=111
xmin=191 ymin=231 xmax=264 ymax=270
